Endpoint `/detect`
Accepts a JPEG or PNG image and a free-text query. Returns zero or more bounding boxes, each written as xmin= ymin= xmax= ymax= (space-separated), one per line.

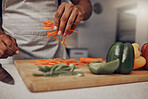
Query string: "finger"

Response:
xmin=63 ymin=8 xmax=78 ymax=37
xmin=71 ymin=11 xmax=84 ymax=31
xmin=54 ymin=3 xmax=65 ymax=31
xmin=58 ymin=4 xmax=74 ymax=36
xmin=10 ymin=37 xmax=20 ymax=54
xmin=1 ymin=54 xmax=8 ymax=59
xmin=10 ymin=36 xmax=17 ymax=47
xmin=0 ymin=41 xmax=14 ymax=56
xmin=0 ymin=49 xmax=4 ymax=58
xmin=2 ymin=37 xmax=19 ymax=54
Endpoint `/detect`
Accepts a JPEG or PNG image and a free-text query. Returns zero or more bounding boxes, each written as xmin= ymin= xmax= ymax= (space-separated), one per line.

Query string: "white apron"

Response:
xmin=2 ymin=0 xmax=68 ymax=61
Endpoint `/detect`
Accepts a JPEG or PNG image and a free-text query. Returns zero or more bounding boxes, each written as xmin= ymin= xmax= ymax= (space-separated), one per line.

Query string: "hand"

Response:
xmin=0 ymin=32 xmax=20 ymax=59
xmin=54 ymin=2 xmax=85 ymax=37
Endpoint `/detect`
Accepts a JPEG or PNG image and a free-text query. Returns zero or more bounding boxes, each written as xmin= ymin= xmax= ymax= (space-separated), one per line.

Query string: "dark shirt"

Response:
xmin=0 ymin=0 xmax=2 ymax=25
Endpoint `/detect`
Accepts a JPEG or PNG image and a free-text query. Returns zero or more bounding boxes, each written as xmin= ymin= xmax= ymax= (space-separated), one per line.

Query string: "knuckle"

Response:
xmin=55 ymin=13 xmax=61 ymax=19
xmin=75 ymin=8 xmax=79 ymax=12
xmin=61 ymin=16 xmax=67 ymax=22
xmin=69 ymin=4 xmax=74 ymax=8
xmin=79 ymin=13 xmax=84 ymax=18
xmin=68 ymin=20 xmax=74 ymax=25
xmin=0 ymin=34 xmax=5 ymax=39
xmin=6 ymin=41 xmax=12 ymax=47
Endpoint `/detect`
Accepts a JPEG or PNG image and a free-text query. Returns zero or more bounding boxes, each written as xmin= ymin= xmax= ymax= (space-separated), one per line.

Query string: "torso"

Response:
xmin=2 ymin=0 xmax=68 ymax=60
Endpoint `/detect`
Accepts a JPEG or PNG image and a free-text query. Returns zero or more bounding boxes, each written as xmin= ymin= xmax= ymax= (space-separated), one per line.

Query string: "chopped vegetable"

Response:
xmin=80 ymin=57 xmax=103 ymax=63
xmin=33 ymin=63 xmax=84 ymax=77
xmin=134 ymin=56 xmax=146 ymax=69
xmin=106 ymin=42 xmax=134 ymax=74
xmin=42 ymin=19 xmax=78 ymax=47
xmin=132 ymin=43 xmax=146 ymax=69
xmin=141 ymin=43 xmax=148 ymax=69
xmin=88 ymin=59 xmax=119 ymax=74
xmin=30 ymin=58 xmax=82 ymax=66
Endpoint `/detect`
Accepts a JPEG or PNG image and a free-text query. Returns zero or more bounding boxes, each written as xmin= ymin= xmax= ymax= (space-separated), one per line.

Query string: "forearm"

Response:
xmin=70 ymin=0 xmax=92 ymax=20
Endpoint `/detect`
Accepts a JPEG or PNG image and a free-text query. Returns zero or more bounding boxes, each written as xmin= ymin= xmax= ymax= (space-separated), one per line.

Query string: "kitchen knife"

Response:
xmin=0 ymin=63 xmax=14 ymax=85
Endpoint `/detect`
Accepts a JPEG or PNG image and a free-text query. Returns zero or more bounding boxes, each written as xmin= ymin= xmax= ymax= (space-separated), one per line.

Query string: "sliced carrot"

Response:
xmin=30 ymin=58 xmax=83 ymax=66
xmin=46 ymin=31 xmax=58 ymax=37
xmin=70 ymin=30 xmax=79 ymax=33
xmin=52 ymin=35 xmax=62 ymax=42
xmin=42 ymin=27 xmax=54 ymax=30
xmin=61 ymin=36 xmax=67 ymax=45
xmin=80 ymin=57 xmax=103 ymax=63
xmin=42 ymin=19 xmax=79 ymax=47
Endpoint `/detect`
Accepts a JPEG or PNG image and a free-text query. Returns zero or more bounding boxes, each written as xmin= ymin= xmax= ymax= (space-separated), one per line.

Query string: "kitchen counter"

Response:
xmin=0 ymin=58 xmax=148 ymax=99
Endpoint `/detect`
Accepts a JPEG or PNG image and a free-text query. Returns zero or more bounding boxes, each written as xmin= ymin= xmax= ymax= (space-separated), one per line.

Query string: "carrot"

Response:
xmin=42 ymin=27 xmax=53 ymax=30
xmin=70 ymin=30 xmax=79 ymax=33
xmin=61 ymin=36 xmax=67 ymax=45
xmin=46 ymin=31 xmax=58 ymax=37
xmin=80 ymin=57 xmax=103 ymax=63
xmin=30 ymin=58 xmax=83 ymax=66
xmin=52 ymin=35 xmax=61 ymax=42
xmin=42 ymin=19 xmax=78 ymax=47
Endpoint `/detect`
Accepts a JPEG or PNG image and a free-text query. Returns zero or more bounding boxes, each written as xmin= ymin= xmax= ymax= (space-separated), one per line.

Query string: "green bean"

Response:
xmin=44 ymin=66 xmax=51 ymax=72
xmin=91 ymin=60 xmax=101 ymax=63
xmin=33 ymin=63 xmax=84 ymax=77
xmin=69 ymin=64 xmax=75 ymax=72
xmin=49 ymin=65 xmax=59 ymax=75
xmin=33 ymin=72 xmax=45 ymax=76
xmin=55 ymin=65 xmax=69 ymax=71
xmin=53 ymin=63 xmax=67 ymax=67
xmin=38 ymin=65 xmax=47 ymax=72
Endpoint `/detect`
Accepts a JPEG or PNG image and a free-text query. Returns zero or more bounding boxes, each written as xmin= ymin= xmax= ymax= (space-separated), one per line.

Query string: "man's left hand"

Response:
xmin=54 ymin=2 xmax=85 ymax=37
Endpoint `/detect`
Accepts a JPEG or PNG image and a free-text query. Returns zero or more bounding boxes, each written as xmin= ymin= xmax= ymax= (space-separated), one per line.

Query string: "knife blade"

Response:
xmin=0 ymin=63 xmax=14 ymax=85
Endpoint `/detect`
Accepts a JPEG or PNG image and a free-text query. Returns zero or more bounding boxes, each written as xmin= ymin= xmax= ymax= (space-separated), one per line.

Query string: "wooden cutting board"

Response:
xmin=14 ymin=60 xmax=148 ymax=92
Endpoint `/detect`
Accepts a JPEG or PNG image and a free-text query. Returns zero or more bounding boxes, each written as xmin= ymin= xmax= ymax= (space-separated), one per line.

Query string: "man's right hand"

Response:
xmin=0 ymin=31 xmax=20 ymax=59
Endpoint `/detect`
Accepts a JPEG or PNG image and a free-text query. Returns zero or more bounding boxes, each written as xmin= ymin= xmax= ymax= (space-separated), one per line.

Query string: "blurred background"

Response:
xmin=66 ymin=0 xmax=148 ymax=59
xmin=0 ymin=0 xmax=148 ymax=59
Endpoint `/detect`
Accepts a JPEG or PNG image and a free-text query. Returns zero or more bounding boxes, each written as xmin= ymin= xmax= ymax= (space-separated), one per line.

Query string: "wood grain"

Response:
xmin=14 ymin=60 xmax=148 ymax=92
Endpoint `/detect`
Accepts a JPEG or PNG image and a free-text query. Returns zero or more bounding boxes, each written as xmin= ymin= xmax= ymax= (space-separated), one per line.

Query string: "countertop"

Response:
xmin=0 ymin=58 xmax=148 ymax=99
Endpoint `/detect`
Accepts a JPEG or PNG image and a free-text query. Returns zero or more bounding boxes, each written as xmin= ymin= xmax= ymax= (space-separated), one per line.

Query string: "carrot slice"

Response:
xmin=70 ymin=30 xmax=78 ymax=33
xmin=61 ymin=36 xmax=67 ymax=45
xmin=80 ymin=57 xmax=103 ymax=63
xmin=42 ymin=19 xmax=78 ymax=47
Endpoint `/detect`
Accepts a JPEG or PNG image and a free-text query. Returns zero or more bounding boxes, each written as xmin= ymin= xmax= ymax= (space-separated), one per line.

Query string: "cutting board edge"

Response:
xmin=28 ymin=80 xmax=148 ymax=92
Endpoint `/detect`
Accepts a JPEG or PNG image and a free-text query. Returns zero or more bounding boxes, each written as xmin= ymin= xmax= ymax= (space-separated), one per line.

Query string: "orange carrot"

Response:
xmin=61 ymin=36 xmax=67 ymax=45
xmin=30 ymin=58 xmax=83 ymax=66
xmin=42 ymin=27 xmax=54 ymax=30
xmin=42 ymin=19 xmax=78 ymax=47
xmin=80 ymin=57 xmax=103 ymax=63
xmin=46 ymin=31 xmax=58 ymax=37
xmin=52 ymin=35 xmax=62 ymax=42
xmin=70 ymin=30 xmax=79 ymax=33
